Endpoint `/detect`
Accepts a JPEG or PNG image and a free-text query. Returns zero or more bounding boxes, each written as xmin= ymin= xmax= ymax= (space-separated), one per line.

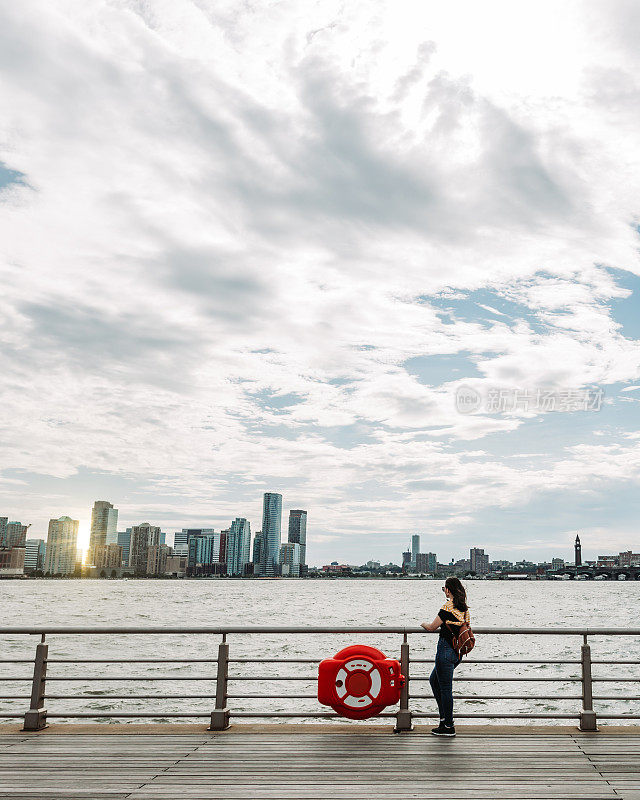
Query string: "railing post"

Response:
xmin=394 ymin=633 xmax=413 ymax=732
xmin=23 ymin=634 xmax=48 ymax=731
xmin=579 ymin=634 xmax=597 ymax=731
xmin=209 ymin=634 xmax=230 ymax=731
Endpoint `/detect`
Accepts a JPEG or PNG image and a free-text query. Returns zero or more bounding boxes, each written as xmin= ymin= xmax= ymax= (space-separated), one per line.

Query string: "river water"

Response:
xmin=1 ymin=579 xmax=638 ymax=725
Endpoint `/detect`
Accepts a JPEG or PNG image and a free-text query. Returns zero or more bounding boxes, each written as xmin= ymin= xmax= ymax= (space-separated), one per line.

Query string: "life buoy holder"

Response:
xmin=318 ymin=644 xmax=405 ymax=720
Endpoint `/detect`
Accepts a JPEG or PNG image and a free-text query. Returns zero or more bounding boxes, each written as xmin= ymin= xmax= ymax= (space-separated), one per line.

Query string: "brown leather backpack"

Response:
xmin=446 ymin=618 xmax=475 ymax=659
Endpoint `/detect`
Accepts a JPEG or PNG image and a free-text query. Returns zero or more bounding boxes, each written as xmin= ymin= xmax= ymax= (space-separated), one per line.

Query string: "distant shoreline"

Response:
xmin=3 ymin=574 xmax=639 ymax=582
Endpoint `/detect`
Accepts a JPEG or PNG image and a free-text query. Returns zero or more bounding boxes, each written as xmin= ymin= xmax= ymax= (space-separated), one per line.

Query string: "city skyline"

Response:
xmin=2 ymin=498 xmax=633 ymax=568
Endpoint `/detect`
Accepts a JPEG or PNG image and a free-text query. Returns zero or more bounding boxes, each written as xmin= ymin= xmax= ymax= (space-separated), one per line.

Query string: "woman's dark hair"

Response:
xmin=445 ymin=577 xmax=468 ymax=612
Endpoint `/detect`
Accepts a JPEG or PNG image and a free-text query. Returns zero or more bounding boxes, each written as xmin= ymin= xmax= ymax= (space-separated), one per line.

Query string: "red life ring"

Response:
xmin=317 ymin=644 xmax=405 ymax=720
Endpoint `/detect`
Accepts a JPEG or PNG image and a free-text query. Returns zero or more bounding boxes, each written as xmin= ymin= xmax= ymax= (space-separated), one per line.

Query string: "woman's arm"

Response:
xmin=420 ymin=616 xmax=442 ymax=632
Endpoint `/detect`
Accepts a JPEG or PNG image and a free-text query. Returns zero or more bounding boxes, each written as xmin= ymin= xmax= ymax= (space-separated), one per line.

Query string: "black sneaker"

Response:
xmin=431 ymin=723 xmax=456 ymax=737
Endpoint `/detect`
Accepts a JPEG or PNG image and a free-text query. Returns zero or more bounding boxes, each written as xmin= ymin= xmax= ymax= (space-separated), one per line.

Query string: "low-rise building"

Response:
xmin=0 ymin=546 xmax=25 ymax=576
xmin=164 ymin=556 xmax=188 ymax=577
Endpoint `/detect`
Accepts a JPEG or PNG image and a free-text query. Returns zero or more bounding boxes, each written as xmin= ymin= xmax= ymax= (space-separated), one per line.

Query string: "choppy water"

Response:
xmin=1 ymin=579 xmax=638 ymax=725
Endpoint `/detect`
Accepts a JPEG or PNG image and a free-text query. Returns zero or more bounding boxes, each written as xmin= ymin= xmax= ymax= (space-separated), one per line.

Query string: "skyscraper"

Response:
xmin=187 ymin=530 xmax=223 ymax=576
xmin=129 ymin=523 xmax=161 ymax=575
xmin=0 ymin=518 xmax=7 ymax=547
xmin=470 ymin=547 xmax=489 ymax=575
xmin=252 ymin=531 xmax=263 ymax=575
xmin=24 ymin=539 xmax=46 ymax=573
xmin=45 ymin=516 xmax=79 ymax=576
xmin=173 ymin=530 xmax=189 ymax=556
xmin=261 ymin=493 xmax=282 ymax=577
xmin=575 ymin=534 xmax=582 ymax=567
xmin=88 ymin=501 xmax=118 ymax=563
xmin=411 ymin=534 xmax=420 ymax=568
xmin=117 ymin=530 xmax=131 ymax=567
xmin=227 ymin=518 xmax=251 ymax=576
xmin=4 ymin=521 xmax=28 ymax=548
xmin=174 ymin=529 xmax=209 ymax=558
xmin=288 ymin=510 xmax=307 ymax=572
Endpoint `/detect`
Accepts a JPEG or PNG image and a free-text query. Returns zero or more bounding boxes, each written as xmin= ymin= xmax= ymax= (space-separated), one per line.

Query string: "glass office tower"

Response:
xmin=260 ymin=493 xmax=282 ymax=577
xmin=287 ymin=510 xmax=307 ymax=572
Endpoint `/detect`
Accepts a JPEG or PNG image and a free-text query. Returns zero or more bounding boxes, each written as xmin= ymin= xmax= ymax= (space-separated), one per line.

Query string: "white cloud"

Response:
xmin=0 ymin=0 xmax=639 ymax=560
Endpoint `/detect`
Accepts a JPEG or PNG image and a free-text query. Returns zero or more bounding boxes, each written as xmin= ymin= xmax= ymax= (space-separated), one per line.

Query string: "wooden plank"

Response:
xmin=0 ymin=730 xmax=636 ymax=800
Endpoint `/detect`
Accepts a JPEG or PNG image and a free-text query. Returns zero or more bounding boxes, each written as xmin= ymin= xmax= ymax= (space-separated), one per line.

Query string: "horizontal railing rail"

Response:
xmin=0 ymin=627 xmax=638 ymax=732
xmin=2 ymin=626 xmax=640 ymax=634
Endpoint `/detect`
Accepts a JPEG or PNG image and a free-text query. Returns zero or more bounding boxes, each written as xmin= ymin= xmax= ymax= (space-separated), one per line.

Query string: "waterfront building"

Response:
xmin=187 ymin=530 xmax=224 ymax=576
xmin=219 ymin=530 xmax=228 ymax=570
xmin=227 ymin=518 xmax=251 ymax=576
xmin=415 ymin=552 xmax=437 ymax=573
xmin=288 ymin=510 xmax=307 ymax=573
xmin=118 ymin=530 xmax=131 ymax=566
xmin=147 ymin=544 xmax=172 ymax=576
xmin=24 ymin=539 xmax=46 ymax=573
xmin=2 ymin=520 xmax=28 ymax=548
xmin=575 ymin=534 xmax=582 ymax=567
xmin=252 ymin=531 xmax=263 ymax=576
xmin=322 ymin=563 xmax=350 ymax=574
xmin=490 ymin=560 xmax=513 ymax=570
xmin=0 ymin=546 xmax=25 ymax=575
xmin=88 ymin=501 xmax=118 ymax=564
xmin=453 ymin=558 xmax=471 ymax=574
xmin=597 ymin=551 xmax=640 ymax=568
xmin=280 ymin=542 xmax=301 ymax=577
xmin=618 ymin=551 xmax=640 ymax=567
xmin=173 ymin=530 xmax=190 ymax=556
xmin=93 ymin=543 xmax=123 ymax=572
xmin=164 ymin=555 xmax=187 ymax=577
xmin=470 ymin=547 xmax=489 ymax=575
xmin=45 ymin=516 xmax=79 ymax=576
xmin=552 ymin=558 xmax=565 ymax=570
xmin=260 ymin=493 xmax=282 ymax=577
xmin=402 ymin=550 xmax=411 ymax=570
xmin=129 ymin=523 xmax=161 ymax=575
xmin=411 ymin=535 xmax=420 ymax=568
xmin=176 ymin=529 xmax=216 ymax=558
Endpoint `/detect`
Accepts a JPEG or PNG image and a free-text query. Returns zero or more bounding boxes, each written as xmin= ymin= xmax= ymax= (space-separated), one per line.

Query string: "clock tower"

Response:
xmin=574 ymin=534 xmax=582 ymax=567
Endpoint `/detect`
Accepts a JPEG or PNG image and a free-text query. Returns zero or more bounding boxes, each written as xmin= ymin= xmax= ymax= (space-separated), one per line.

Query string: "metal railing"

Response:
xmin=0 ymin=626 xmax=638 ymax=733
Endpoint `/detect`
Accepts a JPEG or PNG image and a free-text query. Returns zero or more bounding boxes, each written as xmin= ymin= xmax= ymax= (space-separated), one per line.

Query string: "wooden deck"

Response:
xmin=1 ymin=725 xmax=639 ymax=799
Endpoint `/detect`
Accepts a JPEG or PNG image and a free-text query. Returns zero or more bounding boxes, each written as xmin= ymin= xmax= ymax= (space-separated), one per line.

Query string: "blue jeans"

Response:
xmin=429 ymin=638 xmax=459 ymax=727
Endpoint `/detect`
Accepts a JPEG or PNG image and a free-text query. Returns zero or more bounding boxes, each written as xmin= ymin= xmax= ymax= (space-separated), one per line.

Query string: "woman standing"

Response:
xmin=421 ymin=577 xmax=470 ymax=737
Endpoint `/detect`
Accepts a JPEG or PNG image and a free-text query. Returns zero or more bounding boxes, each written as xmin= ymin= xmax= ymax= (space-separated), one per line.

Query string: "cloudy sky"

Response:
xmin=1 ymin=0 xmax=639 ymax=566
